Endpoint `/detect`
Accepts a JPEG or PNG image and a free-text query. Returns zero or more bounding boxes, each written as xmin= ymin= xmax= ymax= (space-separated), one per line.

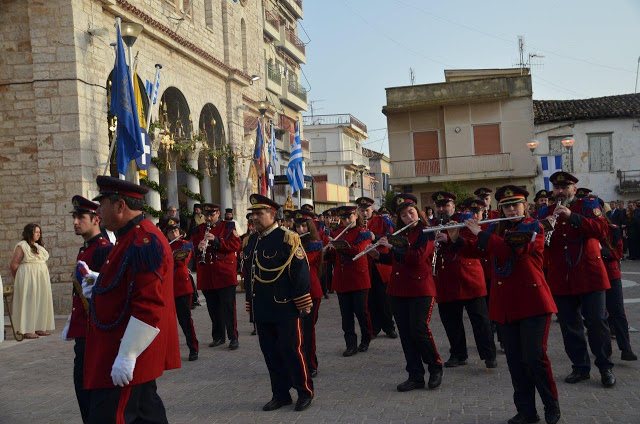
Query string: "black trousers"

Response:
xmin=302 ymin=299 xmax=321 ymax=371
xmin=499 ymin=314 xmax=559 ymax=417
xmin=175 ymin=294 xmax=199 ymax=353
xmin=257 ymin=318 xmax=314 ymax=402
xmin=320 ymin=263 xmax=328 ymax=295
xmin=325 ymin=262 xmax=334 ymax=292
xmin=73 ymin=337 xmax=90 ymax=423
xmin=485 ymin=280 xmax=503 ymax=344
xmin=607 ymin=278 xmax=632 ymax=352
xmin=368 ymin=265 xmax=395 ymax=335
xmin=337 ymin=289 xmax=373 ymax=349
xmin=391 ymin=296 xmax=442 ymax=382
xmin=202 ymin=286 xmax=238 ymax=342
xmin=188 ymin=274 xmax=199 ymax=306
xmin=555 ymin=290 xmax=613 ymax=372
xmin=87 ymin=380 xmax=167 ymax=424
xmin=438 ymin=296 xmax=497 ymax=360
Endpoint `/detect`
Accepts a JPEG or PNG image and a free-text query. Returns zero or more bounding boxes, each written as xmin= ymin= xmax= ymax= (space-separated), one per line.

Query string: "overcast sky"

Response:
xmin=300 ymin=0 xmax=640 ymax=155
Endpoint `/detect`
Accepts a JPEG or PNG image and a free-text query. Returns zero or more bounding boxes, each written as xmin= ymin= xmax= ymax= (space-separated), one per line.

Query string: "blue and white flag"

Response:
xmin=152 ymin=72 xmax=160 ymax=105
xmin=111 ymin=19 xmax=144 ymax=176
xmin=270 ymin=124 xmax=277 ymax=165
xmin=286 ymin=122 xmax=305 ymax=194
xmin=267 ymin=163 xmax=275 ymax=191
xmin=540 ymin=155 xmax=562 ymax=191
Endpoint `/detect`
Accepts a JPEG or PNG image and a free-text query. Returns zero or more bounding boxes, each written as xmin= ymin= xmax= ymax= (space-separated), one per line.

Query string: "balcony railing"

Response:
xmin=267 ymin=64 xmax=281 ymax=84
xmin=618 ymin=169 xmax=640 ymax=193
xmin=287 ymin=80 xmax=307 ymax=102
xmin=310 ymin=149 xmax=369 ymax=167
xmin=302 ymin=114 xmax=367 ymax=134
xmin=285 ymin=28 xmax=306 ymax=55
xmin=265 ymin=10 xmax=280 ymax=29
xmin=391 ymin=153 xmax=512 ymax=179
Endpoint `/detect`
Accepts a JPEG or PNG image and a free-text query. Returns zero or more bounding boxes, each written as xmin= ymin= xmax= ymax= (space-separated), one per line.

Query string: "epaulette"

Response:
xmin=282 ymin=227 xmax=301 ymax=248
xmin=225 ymin=221 xmax=236 ymax=230
xmin=242 ymin=232 xmax=255 ymax=249
xmin=382 ymin=214 xmax=394 ymax=231
xmin=582 ymin=195 xmax=603 ymax=218
xmin=516 ymin=220 xmax=541 ymax=233
xmin=305 ymin=240 xmax=323 ymax=252
xmin=130 ymin=233 xmax=164 ymax=274
xmin=354 ymin=229 xmax=372 ymax=244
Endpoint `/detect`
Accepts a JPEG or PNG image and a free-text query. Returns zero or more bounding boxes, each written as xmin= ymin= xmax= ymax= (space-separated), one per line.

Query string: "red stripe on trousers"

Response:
xmin=541 ymin=314 xmax=558 ymax=398
xmin=311 ymin=299 xmax=321 ymax=370
xmin=116 ymin=386 xmax=132 ymax=424
xmin=295 ymin=318 xmax=314 ymax=397
xmin=426 ymin=297 xmax=442 ymax=364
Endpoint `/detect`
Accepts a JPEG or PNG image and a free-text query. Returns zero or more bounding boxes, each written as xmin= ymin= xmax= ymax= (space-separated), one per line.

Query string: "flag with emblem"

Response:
xmin=540 ymin=155 xmax=562 ymax=191
xmin=111 ymin=19 xmax=144 ymax=176
xmin=133 ymin=66 xmax=148 ymax=178
xmin=286 ymin=122 xmax=305 ymax=194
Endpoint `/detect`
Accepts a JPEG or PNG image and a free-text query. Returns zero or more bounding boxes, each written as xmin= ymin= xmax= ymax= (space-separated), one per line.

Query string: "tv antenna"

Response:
xmin=308 ymin=99 xmax=324 ymax=124
xmin=514 ymin=36 xmax=544 ymax=74
xmin=410 ymin=68 xmax=415 ymax=85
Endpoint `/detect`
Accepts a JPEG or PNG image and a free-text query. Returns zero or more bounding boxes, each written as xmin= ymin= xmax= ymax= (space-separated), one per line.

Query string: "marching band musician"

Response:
xmin=329 ymin=205 xmax=374 ymax=357
xmin=475 ymin=187 xmax=500 ymax=220
xmin=242 ymin=194 xmax=314 ymax=412
xmin=531 ymin=190 xmax=550 ymax=218
xmin=544 ymin=171 xmax=616 ymax=387
xmin=62 ymin=195 xmax=113 ymax=423
xmin=163 ymin=217 xmax=199 ymax=362
xmin=356 ymin=196 xmax=397 ymax=339
xmin=294 ymin=209 xmax=324 ymax=378
xmin=431 ymin=191 xmax=497 ymax=369
xmin=449 ymin=185 xmax=561 ymax=424
xmin=192 ymin=203 xmax=241 ymax=350
xmin=81 ymin=176 xmax=180 ymax=423
xmin=369 ymin=194 xmax=443 ymax=392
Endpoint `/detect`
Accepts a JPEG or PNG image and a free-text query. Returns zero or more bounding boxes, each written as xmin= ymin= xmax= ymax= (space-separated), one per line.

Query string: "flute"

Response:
xmin=421 ymin=215 xmax=525 ymax=233
xmin=169 ymin=234 xmax=184 ymax=245
xmin=352 ymin=218 xmax=419 ymax=261
xmin=323 ymin=221 xmax=355 ymax=252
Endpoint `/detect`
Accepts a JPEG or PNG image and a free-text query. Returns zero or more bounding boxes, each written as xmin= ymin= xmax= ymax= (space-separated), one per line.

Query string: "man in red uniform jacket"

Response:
xmin=432 ymin=191 xmax=497 ymax=369
xmin=81 ymin=176 xmax=180 ymax=423
xmin=475 ymin=187 xmax=501 ymax=220
xmin=62 ymin=195 xmax=113 ymax=423
xmin=545 ymin=172 xmax=615 ymax=387
xmin=356 ymin=197 xmax=397 ymax=339
xmin=192 ymin=203 xmax=242 ymax=349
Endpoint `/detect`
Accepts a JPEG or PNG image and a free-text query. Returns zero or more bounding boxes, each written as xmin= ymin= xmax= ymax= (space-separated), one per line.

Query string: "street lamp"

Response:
xmin=526 ymin=139 xmax=540 ymax=154
xmin=561 ymin=136 xmax=575 ymax=151
xmin=356 ymin=164 xmax=367 ymax=198
xmin=120 ymin=21 xmax=143 ymax=47
xmin=250 ymin=75 xmax=261 ymax=85
xmin=257 ymin=98 xmax=270 ymax=116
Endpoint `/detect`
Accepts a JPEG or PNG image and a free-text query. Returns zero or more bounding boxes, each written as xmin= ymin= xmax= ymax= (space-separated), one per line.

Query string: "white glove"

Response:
xmin=110 ymin=316 xmax=160 ymax=387
xmin=61 ymin=314 xmax=72 ymax=341
xmin=77 ymin=260 xmax=99 ymax=299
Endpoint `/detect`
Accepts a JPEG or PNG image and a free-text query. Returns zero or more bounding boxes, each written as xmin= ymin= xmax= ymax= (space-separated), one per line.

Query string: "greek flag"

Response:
xmin=270 ymin=124 xmax=277 ymax=165
xmin=286 ymin=122 xmax=305 ymax=194
xmin=152 ymin=73 xmax=160 ymax=105
xmin=541 ymin=155 xmax=562 ymax=191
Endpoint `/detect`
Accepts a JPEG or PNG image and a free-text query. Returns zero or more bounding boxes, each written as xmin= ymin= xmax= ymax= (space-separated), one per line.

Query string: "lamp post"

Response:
xmin=526 ymin=139 xmax=540 ymax=155
xmin=119 ymin=19 xmax=143 ymax=87
xmin=356 ymin=164 xmax=366 ymax=198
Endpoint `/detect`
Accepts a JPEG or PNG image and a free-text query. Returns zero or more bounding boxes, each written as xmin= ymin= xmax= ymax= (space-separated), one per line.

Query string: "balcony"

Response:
xmin=309 ymin=149 xmax=369 ymax=168
xmin=263 ymin=9 xmax=281 ymax=41
xmin=315 ymin=181 xmax=349 ymax=203
xmin=281 ymin=0 xmax=303 ymax=20
xmin=266 ymin=62 xmax=282 ymax=95
xmin=390 ymin=153 xmax=513 ymax=184
xmin=276 ymin=27 xmax=306 ymax=64
xmin=349 ymin=187 xmax=374 ymax=202
xmin=302 ymin=114 xmax=368 ymax=137
xmin=617 ymin=170 xmax=640 ymax=194
xmin=281 ymin=79 xmax=307 ymax=111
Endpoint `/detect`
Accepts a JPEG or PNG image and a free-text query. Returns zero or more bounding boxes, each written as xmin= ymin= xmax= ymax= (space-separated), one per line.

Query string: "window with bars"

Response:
xmin=549 ymin=135 xmax=574 ymax=173
xmin=588 ymin=133 xmax=613 ymax=172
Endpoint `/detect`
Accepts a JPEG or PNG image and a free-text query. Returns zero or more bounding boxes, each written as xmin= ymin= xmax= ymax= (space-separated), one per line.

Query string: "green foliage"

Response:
xmin=442 ymin=181 xmax=473 ymax=206
xmin=180 ymin=186 xmax=205 ymax=203
xmin=383 ymin=190 xmax=396 ymax=210
xmin=151 ymin=156 xmax=167 ymax=171
xmin=142 ymin=204 xmax=163 ymax=218
xmin=180 ymin=159 xmax=204 ymax=181
xmin=227 ymin=152 xmax=236 ymax=188
xmin=180 ymin=208 xmax=194 ymax=218
xmin=140 ymin=177 xmax=167 ymax=200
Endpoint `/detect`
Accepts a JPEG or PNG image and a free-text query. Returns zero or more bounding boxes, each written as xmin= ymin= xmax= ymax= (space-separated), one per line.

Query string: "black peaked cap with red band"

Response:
xmin=392 ymin=194 xmax=417 ymax=213
xmin=71 ymin=195 xmax=100 ymax=215
xmin=93 ymin=176 xmax=149 ymax=201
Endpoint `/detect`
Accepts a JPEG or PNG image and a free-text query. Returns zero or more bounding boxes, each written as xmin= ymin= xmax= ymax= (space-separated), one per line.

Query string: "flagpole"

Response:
xmin=145 ymin=64 xmax=162 ymax=132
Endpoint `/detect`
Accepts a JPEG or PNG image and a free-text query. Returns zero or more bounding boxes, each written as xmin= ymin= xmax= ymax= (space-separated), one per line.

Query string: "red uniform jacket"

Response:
xmin=602 ymin=224 xmax=623 ymax=281
xmin=304 ymin=239 xmax=324 ymax=299
xmin=460 ymin=218 xmax=557 ymax=324
xmin=532 ymin=206 xmax=552 ymax=271
xmin=366 ymin=214 xmax=394 ymax=283
xmin=170 ymin=239 xmax=194 ymax=298
xmin=192 ymin=220 xmax=242 ymax=290
xmin=486 ymin=209 xmax=501 ymax=220
xmin=546 ymin=199 xmax=610 ymax=295
xmin=84 ymin=216 xmax=180 ymax=389
xmin=329 ymin=225 xmax=372 ymax=293
xmin=379 ymin=222 xmax=436 ymax=298
xmin=433 ymin=227 xmax=486 ymax=303
xmin=69 ymin=234 xmax=112 ymax=339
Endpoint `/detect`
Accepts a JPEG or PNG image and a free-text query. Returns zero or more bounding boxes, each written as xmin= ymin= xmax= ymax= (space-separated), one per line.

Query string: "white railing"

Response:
xmin=391 ymin=153 xmax=512 ymax=179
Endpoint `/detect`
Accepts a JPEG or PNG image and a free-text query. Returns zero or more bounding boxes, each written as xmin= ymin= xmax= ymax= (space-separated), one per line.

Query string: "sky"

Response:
xmin=299 ymin=0 xmax=640 ymax=156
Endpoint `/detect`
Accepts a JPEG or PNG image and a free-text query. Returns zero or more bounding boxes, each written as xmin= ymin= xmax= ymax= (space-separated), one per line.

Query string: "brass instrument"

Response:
xmin=199 ymin=222 xmax=212 ymax=265
xmin=544 ymin=198 xmax=566 ymax=246
xmin=353 ymin=219 xmax=419 ymax=261
xmin=323 ymin=221 xmax=355 ymax=252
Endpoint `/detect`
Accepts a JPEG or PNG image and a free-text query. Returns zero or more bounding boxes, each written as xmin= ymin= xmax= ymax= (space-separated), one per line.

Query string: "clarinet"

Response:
xmin=431 ymin=216 xmax=444 ymax=276
xmin=544 ymin=198 xmax=565 ymax=247
xmin=199 ymin=222 xmax=212 ymax=265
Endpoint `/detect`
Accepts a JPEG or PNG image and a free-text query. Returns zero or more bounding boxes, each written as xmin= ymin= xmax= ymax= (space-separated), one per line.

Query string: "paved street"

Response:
xmin=3 ymin=262 xmax=640 ymax=424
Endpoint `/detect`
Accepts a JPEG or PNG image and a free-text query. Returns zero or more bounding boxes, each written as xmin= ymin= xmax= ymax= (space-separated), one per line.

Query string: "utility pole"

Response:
xmin=635 ymin=56 xmax=640 ymax=93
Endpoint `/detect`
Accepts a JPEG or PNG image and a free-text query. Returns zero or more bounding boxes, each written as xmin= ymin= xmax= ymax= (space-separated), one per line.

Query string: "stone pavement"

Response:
xmin=3 ymin=262 xmax=640 ymax=424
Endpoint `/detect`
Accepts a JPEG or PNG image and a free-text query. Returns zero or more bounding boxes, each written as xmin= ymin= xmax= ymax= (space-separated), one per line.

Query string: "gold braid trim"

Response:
xmin=71 ymin=273 xmax=90 ymax=313
xmin=242 ymin=234 xmax=250 ymax=248
xmin=254 ymin=229 xmax=301 ymax=284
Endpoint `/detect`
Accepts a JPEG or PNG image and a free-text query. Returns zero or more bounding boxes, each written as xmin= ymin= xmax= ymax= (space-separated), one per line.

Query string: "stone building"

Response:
xmin=0 ymin=0 xmax=308 ymax=313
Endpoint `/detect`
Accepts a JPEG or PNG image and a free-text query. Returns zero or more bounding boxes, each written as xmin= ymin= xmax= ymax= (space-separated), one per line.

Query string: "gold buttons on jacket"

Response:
xmin=395 ymin=272 xmax=399 ymax=275
xmin=106 ymin=260 xmax=110 ymax=264
xmin=533 ymin=284 xmax=537 ymax=287
xmin=497 ymin=281 xmax=503 ymax=286
xmin=136 ymin=225 xmax=141 ymax=228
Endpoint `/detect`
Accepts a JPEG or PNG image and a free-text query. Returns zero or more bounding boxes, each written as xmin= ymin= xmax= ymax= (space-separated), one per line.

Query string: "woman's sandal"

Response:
xmin=35 ymin=331 xmax=51 ymax=336
xmin=22 ymin=333 xmax=39 ymax=339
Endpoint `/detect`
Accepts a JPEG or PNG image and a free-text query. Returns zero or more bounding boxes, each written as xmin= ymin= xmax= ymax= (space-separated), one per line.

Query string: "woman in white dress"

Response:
xmin=9 ymin=223 xmax=55 ymax=339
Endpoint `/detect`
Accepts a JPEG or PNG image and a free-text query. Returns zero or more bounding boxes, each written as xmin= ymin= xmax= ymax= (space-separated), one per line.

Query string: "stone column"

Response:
xmin=200 ymin=157 xmax=213 ymax=203
xmin=167 ymin=160 xmax=179 ymax=209
xmin=145 ymin=135 xmax=162 ymax=224
xmin=185 ymin=142 xmax=203 ymax=210
xmin=219 ymin=152 xmax=232 ymax=208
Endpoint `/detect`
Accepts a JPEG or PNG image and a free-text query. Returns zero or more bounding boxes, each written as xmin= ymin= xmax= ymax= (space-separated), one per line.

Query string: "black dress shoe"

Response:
xmin=600 ymin=369 xmax=616 ymax=387
xmin=564 ymin=370 xmax=590 ymax=384
xmin=396 ymin=379 xmax=425 ymax=392
xmin=544 ymin=407 xmax=561 ymax=424
xmin=621 ymin=350 xmax=638 ymax=361
xmin=358 ymin=343 xmax=369 ymax=352
xmin=310 ymin=369 xmax=318 ymax=378
xmin=343 ymin=347 xmax=358 ymax=357
xmin=507 ymin=412 xmax=540 ymax=424
xmin=485 ymin=358 xmax=498 ymax=368
xmin=324 ymin=294 xmax=329 ymax=299
xmin=228 ymin=340 xmax=239 ymax=350
xmin=262 ymin=398 xmax=292 ymax=411
xmin=294 ymin=397 xmax=313 ymax=411
xmin=208 ymin=339 xmax=225 ymax=347
xmin=427 ymin=370 xmax=443 ymax=389
xmin=188 ymin=351 xmax=198 ymax=361
xmin=385 ymin=330 xmax=398 ymax=339
xmin=444 ymin=357 xmax=467 ymax=368
xmin=251 ymin=329 xmax=257 ymax=336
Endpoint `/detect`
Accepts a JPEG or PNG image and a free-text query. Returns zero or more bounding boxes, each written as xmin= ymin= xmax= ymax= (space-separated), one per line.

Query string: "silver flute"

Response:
xmin=352 ymin=218 xmax=419 ymax=261
xmin=323 ymin=221 xmax=355 ymax=252
xmin=544 ymin=198 xmax=566 ymax=246
xmin=422 ymin=215 xmax=525 ymax=233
